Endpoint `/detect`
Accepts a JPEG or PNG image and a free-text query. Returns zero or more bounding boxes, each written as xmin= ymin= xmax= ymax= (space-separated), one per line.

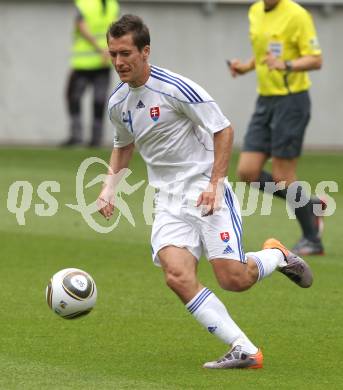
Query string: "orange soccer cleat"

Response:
xmin=203 ymin=346 xmax=263 ymax=369
xmin=263 ymin=238 xmax=313 ymax=288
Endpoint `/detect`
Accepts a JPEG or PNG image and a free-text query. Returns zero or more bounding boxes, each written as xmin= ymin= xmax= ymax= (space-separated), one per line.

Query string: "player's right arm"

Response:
xmin=97 ymin=143 xmax=134 ymax=220
xmin=228 ymin=57 xmax=255 ymax=78
xmin=102 ymin=83 xmax=134 ymax=219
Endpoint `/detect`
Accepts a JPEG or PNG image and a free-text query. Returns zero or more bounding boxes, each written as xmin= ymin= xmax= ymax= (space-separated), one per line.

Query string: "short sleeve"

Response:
xmin=174 ymin=83 xmax=230 ymax=134
xmin=179 ymin=100 xmax=231 ymax=134
xmin=296 ymin=11 xmax=322 ymax=56
xmin=109 ymin=110 xmax=134 ymax=148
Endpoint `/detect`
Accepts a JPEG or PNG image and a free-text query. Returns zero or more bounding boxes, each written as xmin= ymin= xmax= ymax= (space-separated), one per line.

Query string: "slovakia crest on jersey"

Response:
xmin=220 ymin=232 xmax=230 ymax=242
xmin=150 ymin=106 xmax=160 ymax=122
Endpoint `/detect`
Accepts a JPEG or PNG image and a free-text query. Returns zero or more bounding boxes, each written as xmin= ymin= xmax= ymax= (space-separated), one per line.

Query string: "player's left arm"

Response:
xmin=172 ymin=79 xmax=233 ymax=216
xmin=196 ymin=125 xmax=234 ymax=216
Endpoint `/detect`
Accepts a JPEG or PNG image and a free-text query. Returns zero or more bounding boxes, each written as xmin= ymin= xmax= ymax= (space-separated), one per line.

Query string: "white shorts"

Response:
xmin=151 ymin=183 xmax=247 ymax=266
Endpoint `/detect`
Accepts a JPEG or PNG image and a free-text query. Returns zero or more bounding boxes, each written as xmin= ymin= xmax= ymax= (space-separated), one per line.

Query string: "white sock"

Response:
xmin=186 ymin=288 xmax=258 ymax=354
xmin=247 ymin=249 xmax=287 ymax=281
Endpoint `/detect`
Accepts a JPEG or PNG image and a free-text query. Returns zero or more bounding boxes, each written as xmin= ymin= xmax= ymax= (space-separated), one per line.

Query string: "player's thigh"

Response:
xmin=271 ymin=91 xmax=310 ymax=159
xmin=237 ymin=151 xmax=269 ymax=182
xmin=151 ymin=210 xmax=202 ymax=267
xmin=271 ymin=157 xmax=298 ymax=184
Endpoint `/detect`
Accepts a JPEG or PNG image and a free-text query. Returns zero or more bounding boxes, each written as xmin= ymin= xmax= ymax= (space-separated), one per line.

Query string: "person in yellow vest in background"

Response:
xmin=228 ymin=0 xmax=325 ymax=256
xmin=62 ymin=0 xmax=120 ymax=147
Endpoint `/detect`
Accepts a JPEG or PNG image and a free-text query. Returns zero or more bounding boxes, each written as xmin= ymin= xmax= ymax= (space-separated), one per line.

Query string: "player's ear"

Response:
xmin=142 ymin=45 xmax=150 ymax=61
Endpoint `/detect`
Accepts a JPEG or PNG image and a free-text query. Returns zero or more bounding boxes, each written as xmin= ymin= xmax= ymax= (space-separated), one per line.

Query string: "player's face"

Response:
xmin=108 ymin=33 xmax=150 ymax=88
xmin=263 ymin=0 xmax=280 ymax=11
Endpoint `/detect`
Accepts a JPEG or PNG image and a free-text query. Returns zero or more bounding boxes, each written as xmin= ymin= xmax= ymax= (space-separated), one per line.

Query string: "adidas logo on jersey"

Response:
xmin=136 ymin=100 xmax=145 ymax=109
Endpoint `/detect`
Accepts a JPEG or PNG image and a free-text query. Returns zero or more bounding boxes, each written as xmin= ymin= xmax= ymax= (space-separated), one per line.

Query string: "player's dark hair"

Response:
xmin=107 ymin=14 xmax=150 ymax=51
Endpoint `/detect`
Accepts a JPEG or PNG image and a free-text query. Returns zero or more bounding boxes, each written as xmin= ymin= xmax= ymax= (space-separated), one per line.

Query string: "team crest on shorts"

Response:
xmin=150 ymin=106 xmax=160 ymax=122
xmin=220 ymin=232 xmax=230 ymax=242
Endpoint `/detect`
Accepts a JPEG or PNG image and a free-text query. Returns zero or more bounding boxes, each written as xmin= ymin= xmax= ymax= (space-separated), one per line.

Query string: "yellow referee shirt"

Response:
xmin=249 ymin=0 xmax=321 ymax=96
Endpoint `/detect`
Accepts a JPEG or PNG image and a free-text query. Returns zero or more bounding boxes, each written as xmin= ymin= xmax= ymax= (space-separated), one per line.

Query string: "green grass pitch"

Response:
xmin=0 ymin=148 xmax=342 ymax=389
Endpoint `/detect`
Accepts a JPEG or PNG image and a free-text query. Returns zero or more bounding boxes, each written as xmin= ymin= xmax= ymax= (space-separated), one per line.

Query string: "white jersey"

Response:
xmin=108 ymin=65 xmax=231 ymax=195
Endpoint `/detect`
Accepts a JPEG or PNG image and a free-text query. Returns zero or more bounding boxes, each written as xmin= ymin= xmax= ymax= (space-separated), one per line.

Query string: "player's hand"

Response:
xmin=196 ymin=181 xmax=223 ymax=217
xmin=97 ymin=171 xmax=118 ymax=220
xmin=227 ymin=59 xmax=246 ymax=77
xmin=97 ymin=197 xmax=114 ymax=220
xmin=196 ymin=190 xmax=215 ymax=216
xmin=97 ymin=187 xmax=115 ymax=220
xmin=264 ymin=51 xmax=286 ymax=71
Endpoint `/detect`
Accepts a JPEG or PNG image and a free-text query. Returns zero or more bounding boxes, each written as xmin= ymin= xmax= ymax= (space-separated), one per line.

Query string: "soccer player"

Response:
xmin=227 ymin=0 xmax=324 ymax=255
xmin=98 ymin=14 xmax=313 ymax=369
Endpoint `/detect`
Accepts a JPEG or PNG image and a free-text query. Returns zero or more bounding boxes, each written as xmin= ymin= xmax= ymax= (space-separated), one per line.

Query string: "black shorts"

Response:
xmin=243 ymin=91 xmax=311 ymax=158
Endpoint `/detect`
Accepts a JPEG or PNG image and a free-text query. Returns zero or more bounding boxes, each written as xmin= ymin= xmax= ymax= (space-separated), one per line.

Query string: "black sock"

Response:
xmin=258 ymin=171 xmax=287 ymax=199
xmin=257 ymin=171 xmax=319 ymax=242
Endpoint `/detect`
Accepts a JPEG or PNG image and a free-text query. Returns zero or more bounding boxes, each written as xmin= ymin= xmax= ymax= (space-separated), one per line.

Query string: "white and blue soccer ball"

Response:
xmin=46 ymin=268 xmax=97 ymax=319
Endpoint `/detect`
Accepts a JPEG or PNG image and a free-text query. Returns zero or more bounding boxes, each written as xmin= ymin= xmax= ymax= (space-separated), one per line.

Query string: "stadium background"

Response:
xmin=0 ymin=1 xmax=342 ymax=389
xmin=0 ymin=0 xmax=342 ymax=148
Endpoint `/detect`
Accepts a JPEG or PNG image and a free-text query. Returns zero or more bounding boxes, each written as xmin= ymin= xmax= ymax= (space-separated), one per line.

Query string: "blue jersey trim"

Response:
xmin=108 ymin=81 xmax=125 ymax=100
xmin=108 ymin=90 xmax=130 ymax=112
xmin=144 ymin=84 xmax=214 ymax=105
xmin=151 ymin=66 xmax=204 ymax=103
xmin=150 ymin=73 xmax=197 ymax=103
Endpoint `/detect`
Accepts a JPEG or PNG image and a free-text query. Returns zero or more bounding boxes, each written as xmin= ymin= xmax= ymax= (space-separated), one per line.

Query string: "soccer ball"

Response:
xmin=46 ymin=268 xmax=97 ymax=319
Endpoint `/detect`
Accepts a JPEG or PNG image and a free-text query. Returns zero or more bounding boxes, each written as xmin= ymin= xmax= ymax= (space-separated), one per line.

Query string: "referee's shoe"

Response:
xmin=292 ymin=196 xmax=326 ymax=256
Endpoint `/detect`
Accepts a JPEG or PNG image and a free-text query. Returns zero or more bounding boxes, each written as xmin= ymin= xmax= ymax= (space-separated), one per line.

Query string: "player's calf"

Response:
xmin=211 ymin=259 xmax=258 ymax=292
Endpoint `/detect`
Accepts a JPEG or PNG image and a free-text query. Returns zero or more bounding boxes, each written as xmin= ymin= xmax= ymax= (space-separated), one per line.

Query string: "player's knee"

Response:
xmin=165 ymin=269 xmax=194 ymax=293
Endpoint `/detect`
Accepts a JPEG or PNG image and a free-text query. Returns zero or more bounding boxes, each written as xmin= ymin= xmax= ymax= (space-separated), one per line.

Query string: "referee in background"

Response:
xmin=228 ymin=0 xmax=324 ymax=256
